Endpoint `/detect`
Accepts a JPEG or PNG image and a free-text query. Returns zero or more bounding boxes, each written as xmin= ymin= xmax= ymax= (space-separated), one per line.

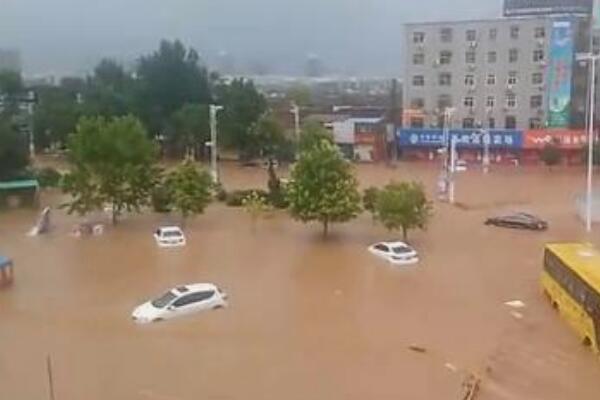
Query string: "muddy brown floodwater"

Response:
xmin=2 ymin=162 xmax=600 ymax=400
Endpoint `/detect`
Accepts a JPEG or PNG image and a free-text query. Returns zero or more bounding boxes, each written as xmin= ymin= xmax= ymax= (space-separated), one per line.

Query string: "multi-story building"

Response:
xmin=403 ymin=15 xmax=591 ymax=131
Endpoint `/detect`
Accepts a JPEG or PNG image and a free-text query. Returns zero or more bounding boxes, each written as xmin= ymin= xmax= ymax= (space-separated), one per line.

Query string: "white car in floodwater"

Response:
xmin=132 ymin=283 xmax=228 ymax=324
xmin=368 ymin=241 xmax=419 ymax=266
xmin=154 ymin=226 xmax=186 ymax=248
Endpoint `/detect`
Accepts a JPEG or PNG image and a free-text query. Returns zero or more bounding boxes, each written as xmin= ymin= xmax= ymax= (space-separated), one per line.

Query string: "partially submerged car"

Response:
xmin=485 ymin=212 xmax=548 ymax=231
xmin=368 ymin=241 xmax=419 ymax=265
xmin=154 ymin=226 xmax=186 ymax=247
xmin=132 ymin=283 xmax=227 ymax=324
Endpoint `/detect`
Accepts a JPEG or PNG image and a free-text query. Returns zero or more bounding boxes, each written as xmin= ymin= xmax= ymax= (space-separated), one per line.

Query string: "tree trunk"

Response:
xmin=323 ymin=218 xmax=329 ymax=238
xmin=402 ymin=225 xmax=408 ymax=241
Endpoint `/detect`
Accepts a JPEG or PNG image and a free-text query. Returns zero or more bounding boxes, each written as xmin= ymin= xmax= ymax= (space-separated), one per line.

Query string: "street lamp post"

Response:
xmin=448 ymin=135 xmax=457 ymax=204
xmin=290 ymin=103 xmax=300 ymax=140
xmin=476 ymin=123 xmax=491 ymax=174
xmin=576 ymin=52 xmax=599 ymax=232
xmin=209 ymin=104 xmax=224 ymax=183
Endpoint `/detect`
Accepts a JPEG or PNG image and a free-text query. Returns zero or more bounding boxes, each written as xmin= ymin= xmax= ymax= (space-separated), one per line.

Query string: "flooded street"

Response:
xmin=2 ymin=163 xmax=600 ymax=399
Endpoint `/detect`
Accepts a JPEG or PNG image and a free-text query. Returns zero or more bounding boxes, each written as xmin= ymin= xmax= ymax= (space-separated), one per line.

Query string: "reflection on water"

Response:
xmin=1 ymin=164 xmax=600 ymax=400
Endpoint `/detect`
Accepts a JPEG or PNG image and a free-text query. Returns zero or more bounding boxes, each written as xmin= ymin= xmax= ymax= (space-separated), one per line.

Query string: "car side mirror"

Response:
xmin=167 ymin=305 xmax=175 ymax=311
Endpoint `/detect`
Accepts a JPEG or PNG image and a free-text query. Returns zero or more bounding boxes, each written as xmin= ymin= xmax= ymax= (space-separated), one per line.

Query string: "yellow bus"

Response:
xmin=541 ymin=243 xmax=600 ymax=354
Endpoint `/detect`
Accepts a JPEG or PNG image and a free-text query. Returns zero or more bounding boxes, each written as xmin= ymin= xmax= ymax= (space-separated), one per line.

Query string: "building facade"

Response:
xmin=403 ymin=15 xmax=591 ymax=131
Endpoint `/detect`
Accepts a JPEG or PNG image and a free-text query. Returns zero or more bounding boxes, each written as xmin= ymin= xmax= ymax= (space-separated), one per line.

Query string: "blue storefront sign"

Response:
xmin=396 ymin=128 xmax=523 ymax=149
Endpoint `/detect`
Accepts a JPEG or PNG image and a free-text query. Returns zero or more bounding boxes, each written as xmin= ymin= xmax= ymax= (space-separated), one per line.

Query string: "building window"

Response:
xmin=413 ymin=32 xmax=425 ymax=44
xmin=463 ymin=118 xmax=475 ymax=129
xmin=507 ymin=71 xmax=517 ymax=86
xmin=487 ymin=51 xmax=497 ymax=63
xmin=412 ymin=75 xmax=425 ymax=86
xmin=529 ymin=117 xmax=542 ymax=129
xmin=489 ymin=28 xmax=497 ymax=40
xmin=437 ymin=94 xmax=452 ymax=109
xmin=533 ymin=49 xmax=545 ymax=62
xmin=440 ymin=28 xmax=453 ymax=42
xmin=532 ymin=72 xmax=543 ymax=85
xmin=505 ymin=116 xmax=517 ymax=129
xmin=410 ymin=98 xmax=425 ymax=109
xmin=530 ymin=95 xmax=542 ymax=108
xmin=509 ymin=48 xmax=519 ymax=63
xmin=464 ymin=74 xmax=475 ymax=87
xmin=534 ymin=27 xmax=545 ymax=39
xmin=510 ymin=25 xmax=520 ymax=39
xmin=410 ymin=117 xmax=424 ymax=128
xmin=466 ymin=29 xmax=477 ymax=41
xmin=464 ymin=96 xmax=475 ymax=107
xmin=466 ymin=51 xmax=476 ymax=64
xmin=486 ymin=96 xmax=495 ymax=108
xmin=439 ymin=73 xmax=452 ymax=86
xmin=486 ymin=74 xmax=496 ymax=85
xmin=506 ymin=93 xmax=517 ymax=108
xmin=413 ymin=53 xmax=425 ymax=65
xmin=488 ymin=118 xmax=496 ymax=129
xmin=439 ymin=50 xmax=452 ymax=65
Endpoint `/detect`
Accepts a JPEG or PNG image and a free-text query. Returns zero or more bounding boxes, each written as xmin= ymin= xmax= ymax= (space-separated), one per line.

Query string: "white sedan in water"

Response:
xmin=132 ymin=283 xmax=228 ymax=324
xmin=154 ymin=226 xmax=186 ymax=248
xmin=368 ymin=241 xmax=419 ymax=265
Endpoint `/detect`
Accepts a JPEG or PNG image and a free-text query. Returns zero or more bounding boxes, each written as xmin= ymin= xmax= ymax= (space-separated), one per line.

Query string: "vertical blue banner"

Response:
xmin=547 ymin=19 xmax=575 ymax=128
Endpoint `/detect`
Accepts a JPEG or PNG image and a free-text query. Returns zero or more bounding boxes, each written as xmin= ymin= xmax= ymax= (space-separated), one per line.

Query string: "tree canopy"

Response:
xmin=286 ymin=140 xmax=361 ymax=237
xmin=298 ymin=121 xmax=334 ymax=152
xmin=62 ymin=115 xmax=158 ymax=223
xmin=169 ymin=103 xmax=210 ymax=159
xmin=215 ymin=78 xmax=267 ymax=159
xmin=0 ymin=116 xmax=29 ymax=180
xmin=137 ymin=40 xmax=212 ymax=136
xmin=165 ymin=160 xmax=213 ymax=222
xmin=372 ymin=181 xmax=432 ymax=240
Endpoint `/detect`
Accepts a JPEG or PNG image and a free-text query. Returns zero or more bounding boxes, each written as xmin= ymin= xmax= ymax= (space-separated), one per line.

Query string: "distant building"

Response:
xmin=0 ymin=49 xmax=21 ymax=73
xmin=403 ymin=15 xmax=591 ymax=131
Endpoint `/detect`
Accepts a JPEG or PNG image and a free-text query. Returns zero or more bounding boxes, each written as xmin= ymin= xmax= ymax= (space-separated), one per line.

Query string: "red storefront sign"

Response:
xmin=524 ymin=130 xmax=587 ymax=149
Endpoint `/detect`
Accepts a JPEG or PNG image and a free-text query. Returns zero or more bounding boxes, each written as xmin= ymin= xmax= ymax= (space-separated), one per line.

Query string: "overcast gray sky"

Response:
xmin=0 ymin=0 xmax=501 ymax=77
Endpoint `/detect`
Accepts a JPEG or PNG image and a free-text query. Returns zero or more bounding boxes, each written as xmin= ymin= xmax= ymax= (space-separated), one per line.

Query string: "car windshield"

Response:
xmin=151 ymin=291 xmax=177 ymax=308
xmin=392 ymin=246 xmax=412 ymax=254
xmin=162 ymin=230 xmax=182 ymax=238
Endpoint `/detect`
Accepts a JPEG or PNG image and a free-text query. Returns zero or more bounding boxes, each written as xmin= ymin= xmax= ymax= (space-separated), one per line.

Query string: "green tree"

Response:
xmin=33 ymin=86 xmax=81 ymax=150
xmin=169 ymin=103 xmax=210 ymax=159
xmin=373 ymin=181 xmax=432 ymax=241
xmin=540 ymin=141 xmax=562 ymax=169
xmin=165 ymin=160 xmax=213 ymax=223
xmin=298 ymin=121 xmax=334 ymax=152
xmin=242 ymin=190 xmax=272 ymax=230
xmin=82 ymin=60 xmax=136 ymax=119
xmin=0 ymin=71 xmax=24 ymax=115
xmin=0 ymin=116 xmax=29 ymax=180
xmin=62 ymin=115 xmax=158 ymax=224
xmin=215 ymin=78 xmax=267 ymax=159
xmin=363 ymin=186 xmax=380 ymax=214
xmin=252 ymin=113 xmax=295 ymax=208
xmin=137 ymin=40 xmax=212 ymax=136
xmin=286 ymin=140 xmax=361 ymax=237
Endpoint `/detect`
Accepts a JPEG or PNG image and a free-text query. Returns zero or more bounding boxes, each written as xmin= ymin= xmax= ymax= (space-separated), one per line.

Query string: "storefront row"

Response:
xmin=396 ymin=128 xmax=591 ymax=166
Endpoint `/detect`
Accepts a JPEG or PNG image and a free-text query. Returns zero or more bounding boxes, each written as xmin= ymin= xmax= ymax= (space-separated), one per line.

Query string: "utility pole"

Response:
xmin=388 ymin=78 xmax=399 ymax=163
xmin=290 ymin=102 xmax=300 ymax=140
xmin=576 ymin=52 xmax=599 ymax=232
xmin=209 ymin=105 xmax=224 ymax=183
